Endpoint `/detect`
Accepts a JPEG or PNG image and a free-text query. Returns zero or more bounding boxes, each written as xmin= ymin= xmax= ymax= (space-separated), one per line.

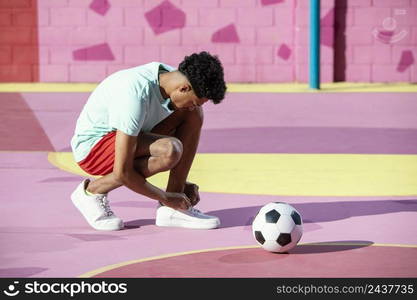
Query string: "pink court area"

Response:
xmin=1 ymin=91 xmax=417 ymax=278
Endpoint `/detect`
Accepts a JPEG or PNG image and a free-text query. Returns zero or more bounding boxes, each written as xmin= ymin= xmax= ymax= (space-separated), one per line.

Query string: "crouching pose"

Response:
xmin=70 ymin=52 xmax=227 ymax=231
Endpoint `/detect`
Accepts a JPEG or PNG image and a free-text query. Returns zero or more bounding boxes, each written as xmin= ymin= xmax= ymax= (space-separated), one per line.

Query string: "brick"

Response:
xmin=87 ymin=7 xmax=123 ymax=26
xmin=321 ymin=46 xmax=334 ymax=64
xmin=38 ymin=47 xmax=49 ymax=64
xmin=124 ymin=8 xmax=148 ymax=27
xmin=412 ymin=27 xmax=417 ymax=43
xmin=237 ymin=8 xmax=274 ymax=26
xmin=160 ymin=46 xmax=199 ymax=66
xmin=0 ymin=46 xmax=11 ymax=64
xmin=237 ymin=27 xmax=256 ymax=45
xmin=38 ymin=65 xmax=69 ymax=82
xmin=69 ymin=27 xmax=106 ymax=45
xmin=345 ymin=27 xmax=374 ymax=44
xmin=124 ymin=46 xmax=161 ymax=64
xmin=38 ymin=28 xmax=71 ymax=45
xmin=256 ymin=64 xmax=293 ymax=82
xmin=224 ymin=64 xmax=256 ymax=82
xmin=181 ymin=7 xmax=199 ymax=26
xmin=0 ymin=65 xmax=32 ymax=82
xmin=354 ymin=7 xmax=392 ymax=26
xmin=373 ymin=45 xmax=393 ymax=63
xmin=50 ymin=8 xmax=86 ymax=26
xmin=411 ymin=65 xmax=417 ymax=82
xmin=70 ymin=65 xmax=107 ymax=82
xmin=38 ymin=0 xmax=68 ymax=7
xmin=181 ymin=0 xmax=218 ymax=8
xmin=13 ymin=10 xmax=36 ymax=26
xmin=144 ymin=27 xmax=181 ymax=45
xmin=198 ymin=8 xmax=236 ymax=27
xmin=101 ymin=0 xmax=144 ymax=7
xmin=394 ymin=8 xmax=417 ymax=26
xmin=295 ymin=7 xmax=309 ymax=26
xmin=197 ymin=45 xmax=236 ymax=64
xmin=12 ymin=46 xmax=37 ymax=63
xmin=235 ymin=46 xmax=274 ymax=64
xmin=106 ymin=65 xmax=135 ymax=76
xmin=180 ymin=27 xmax=215 ymax=45
xmin=257 ymin=26 xmax=293 ymax=45
xmin=0 ymin=28 xmax=32 ymax=44
xmin=0 ymin=12 xmax=12 ymax=26
xmin=371 ymin=64 xmax=411 ymax=82
xmin=37 ymin=8 xmax=50 ymax=26
xmin=345 ymin=64 xmax=372 ymax=82
xmin=49 ymin=46 xmax=73 ymax=63
xmin=0 ymin=0 xmax=31 ymax=8
xmin=107 ymin=28 xmax=144 ymax=45
xmin=373 ymin=0 xmax=410 ymax=7
xmin=220 ymin=0 xmax=256 ymax=7
xmin=353 ymin=45 xmax=392 ymax=64
xmin=341 ymin=0 xmax=372 ymax=7
xmin=274 ymin=6 xmax=294 ymax=26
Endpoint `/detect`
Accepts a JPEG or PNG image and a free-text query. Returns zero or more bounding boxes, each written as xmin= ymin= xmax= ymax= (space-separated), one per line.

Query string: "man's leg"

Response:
xmin=86 ymin=133 xmax=183 ymax=195
xmin=150 ymin=107 xmax=220 ymax=229
xmin=151 ymin=107 xmax=204 ymax=194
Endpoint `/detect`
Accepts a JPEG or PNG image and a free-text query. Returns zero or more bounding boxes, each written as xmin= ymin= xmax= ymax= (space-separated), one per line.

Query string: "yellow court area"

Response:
xmin=1 ymin=82 xmax=417 ymax=93
xmin=48 ymin=152 xmax=417 ymax=197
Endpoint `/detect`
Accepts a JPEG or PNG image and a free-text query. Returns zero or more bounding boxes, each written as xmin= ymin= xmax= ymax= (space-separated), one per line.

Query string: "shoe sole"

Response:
xmin=156 ymin=218 xmax=220 ymax=229
xmin=71 ymin=191 xmax=124 ymax=231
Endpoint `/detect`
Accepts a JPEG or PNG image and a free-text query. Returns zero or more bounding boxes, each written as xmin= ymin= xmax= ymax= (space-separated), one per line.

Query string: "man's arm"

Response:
xmin=114 ymin=130 xmax=190 ymax=210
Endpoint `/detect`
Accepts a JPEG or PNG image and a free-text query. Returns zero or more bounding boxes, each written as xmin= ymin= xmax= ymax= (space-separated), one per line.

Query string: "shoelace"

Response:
xmin=98 ymin=195 xmax=114 ymax=217
xmin=188 ymin=207 xmax=202 ymax=215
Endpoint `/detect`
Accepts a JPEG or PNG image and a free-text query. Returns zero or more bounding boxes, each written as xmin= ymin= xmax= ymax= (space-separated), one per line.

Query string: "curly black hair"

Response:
xmin=178 ymin=51 xmax=226 ymax=104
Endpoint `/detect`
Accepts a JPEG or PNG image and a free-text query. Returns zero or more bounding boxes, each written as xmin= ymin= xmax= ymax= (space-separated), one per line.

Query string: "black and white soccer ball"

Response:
xmin=252 ymin=202 xmax=303 ymax=253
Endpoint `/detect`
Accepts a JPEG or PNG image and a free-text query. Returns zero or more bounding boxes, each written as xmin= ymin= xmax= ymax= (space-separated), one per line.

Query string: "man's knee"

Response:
xmin=161 ymin=137 xmax=183 ymax=166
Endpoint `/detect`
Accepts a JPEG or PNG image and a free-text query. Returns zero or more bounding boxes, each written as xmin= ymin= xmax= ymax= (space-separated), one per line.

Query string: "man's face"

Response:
xmin=170 ymin=86 xmax=208 ymax=111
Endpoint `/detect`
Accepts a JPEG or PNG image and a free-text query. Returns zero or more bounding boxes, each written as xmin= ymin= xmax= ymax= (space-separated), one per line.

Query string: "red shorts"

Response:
xmin=78 ymin=131 xmax=116 ymax=176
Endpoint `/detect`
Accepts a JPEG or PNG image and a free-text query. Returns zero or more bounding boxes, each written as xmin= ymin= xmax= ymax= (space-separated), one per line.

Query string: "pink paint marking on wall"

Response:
xmin=277 ymin=44 xmax=292 ymax=60
xmin=211 ymin=24 xmax=240 ymax=43
xmin=73 ymin=43 xmax=115 ymax=61
xmin=397 ymin=50 xmax=414 ymax=72
xmin=89 ymin=0 xmax=110 ymax=16
xmin=145 ymin=0 xmax=185 ymax=35
xmin=261 ymin=0 xmax=285 ymax=6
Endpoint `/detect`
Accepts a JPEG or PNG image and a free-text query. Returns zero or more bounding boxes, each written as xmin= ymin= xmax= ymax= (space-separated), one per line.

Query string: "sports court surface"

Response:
xmin=1 ymin=83 xmax=416 ymax=277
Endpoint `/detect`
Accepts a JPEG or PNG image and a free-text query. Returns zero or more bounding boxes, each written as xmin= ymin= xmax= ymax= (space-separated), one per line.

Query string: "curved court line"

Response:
xmin=78 ymin=242 xmax=417 ymax=278
xmin=1 ymin=82 xmax=417 ymax=93
xmin=48 ymin=152 xmax=417 ymax=196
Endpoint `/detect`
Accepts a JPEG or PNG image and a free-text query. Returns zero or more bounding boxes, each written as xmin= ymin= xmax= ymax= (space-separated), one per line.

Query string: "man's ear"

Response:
xmin=179 ymin=84 xmax=192 ymax=93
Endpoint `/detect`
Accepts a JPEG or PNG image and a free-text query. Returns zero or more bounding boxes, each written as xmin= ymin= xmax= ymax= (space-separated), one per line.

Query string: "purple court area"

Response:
xmin=0 ymin=91 xmax=416 ymax=277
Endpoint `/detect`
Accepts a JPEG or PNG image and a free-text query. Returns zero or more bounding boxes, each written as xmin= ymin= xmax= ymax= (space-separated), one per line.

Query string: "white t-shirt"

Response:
xmin=70 ymin=62 xmax=175 ymax=162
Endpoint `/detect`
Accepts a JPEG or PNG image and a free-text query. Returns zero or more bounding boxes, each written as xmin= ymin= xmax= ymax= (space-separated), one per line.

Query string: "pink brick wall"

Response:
xmin=1 ymin=0 xmax=416 ymax=83
xmin=339 ymin=0 xmax=417 ymax=82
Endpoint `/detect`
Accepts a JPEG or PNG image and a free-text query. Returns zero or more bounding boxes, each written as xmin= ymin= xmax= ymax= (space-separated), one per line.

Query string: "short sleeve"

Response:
xmin=107 ymin=79 xmax=148 ymax=137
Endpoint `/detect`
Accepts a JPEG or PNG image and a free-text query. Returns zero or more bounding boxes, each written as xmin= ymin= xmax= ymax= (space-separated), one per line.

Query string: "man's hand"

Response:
xmin=162 ymin=192 xmax=192 ymax=210
xmin=184 ymin=182 xmax=200 ymax=206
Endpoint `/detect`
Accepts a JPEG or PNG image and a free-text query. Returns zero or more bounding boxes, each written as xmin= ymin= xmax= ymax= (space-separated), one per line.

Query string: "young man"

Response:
xmin=70 ymin=51 xmax=226 ymax=231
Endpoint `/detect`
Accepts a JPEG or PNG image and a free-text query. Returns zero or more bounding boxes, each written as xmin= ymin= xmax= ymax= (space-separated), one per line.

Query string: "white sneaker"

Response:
xmin=155 ymin=206 xmax=220 ymax=229
xmin=71 ymin=179 xmax=124 ymax=231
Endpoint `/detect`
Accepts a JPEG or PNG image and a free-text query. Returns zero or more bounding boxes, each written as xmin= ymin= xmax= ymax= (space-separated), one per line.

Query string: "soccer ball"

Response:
xmin=252 ymin=202 xmax=303 ymax=253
